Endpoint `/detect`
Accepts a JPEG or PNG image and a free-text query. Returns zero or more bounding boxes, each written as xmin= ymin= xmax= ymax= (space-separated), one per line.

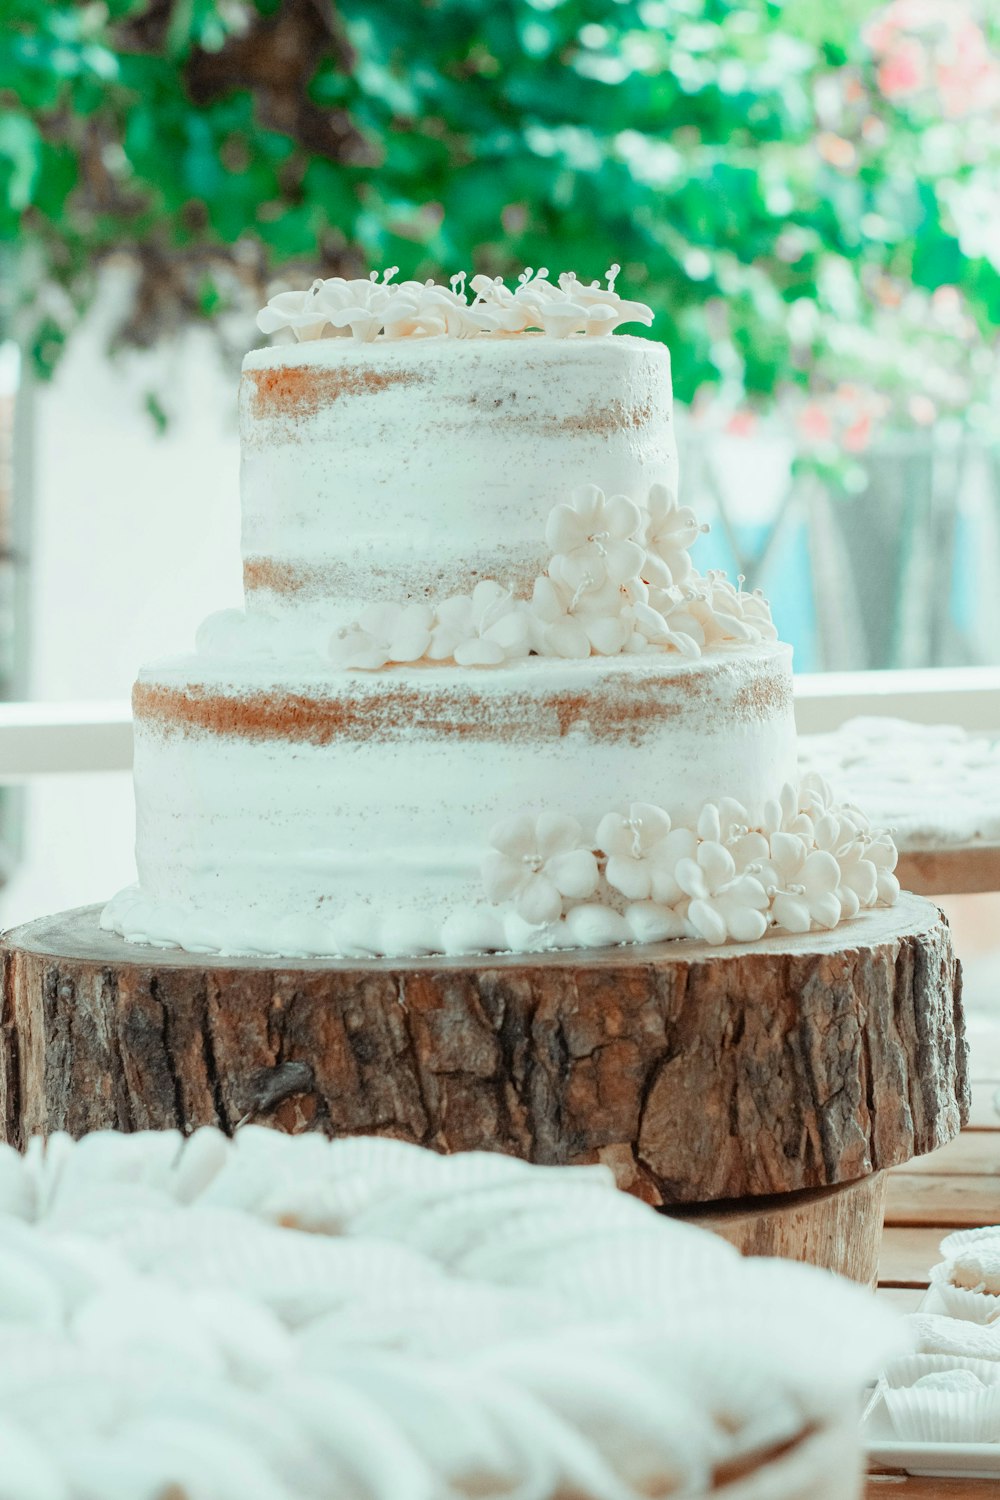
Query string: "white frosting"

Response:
xmin=912 ymin=1370 xmax=986 ymax=1393
xmin=0 ymin=1128 xmax=901 ymax=1499
xmin=239 ymin=335 xmax=677 ymax=631
xmin=105 ymin=646 xmax=813 ymax=958
xmin=907 ymin=1312 xmax=1000 ymax=1362
xmin=800 ymin=716 xmax=1000 ymax=850
xmin=951 ymin=1248 xmax=1000 ymax=1296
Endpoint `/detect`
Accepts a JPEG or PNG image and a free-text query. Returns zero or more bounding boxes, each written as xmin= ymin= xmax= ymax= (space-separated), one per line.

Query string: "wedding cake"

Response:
xmin=103 ymin=267 xmax=900 ymax=960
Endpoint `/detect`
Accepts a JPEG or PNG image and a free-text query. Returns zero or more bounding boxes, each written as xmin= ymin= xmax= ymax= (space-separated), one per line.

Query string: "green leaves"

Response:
xmin=0 ymin=113 xmax=41 ymax=216
xmin=1 ymin=0 xmax=997 ymax=418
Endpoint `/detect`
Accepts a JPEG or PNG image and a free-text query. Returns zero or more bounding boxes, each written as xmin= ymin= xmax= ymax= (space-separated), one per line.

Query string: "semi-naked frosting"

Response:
xmin=241 ymin=335 xmax=676 ymax=630
xmin=108 ymin=647 xmax=796 ymax=958
xmin=0 ymin=1128 xmax=899 ymax=1500
xmin=104 ymin=268 xmax=900 ymax=960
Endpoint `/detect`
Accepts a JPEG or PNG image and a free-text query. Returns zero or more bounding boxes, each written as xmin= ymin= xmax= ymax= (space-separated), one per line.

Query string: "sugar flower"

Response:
xmin=621 ymin=597 xmax=702 ymax=657
xmin=674 ymin=836 xmax=770 ymax=944
xmin=482 ymin=813 xmax=600 ymax=925
xmin=756 ymin=835 xmax=844 ymax=934
xmin=639 ymin=483 xmax=703 ymax=589
xmin=659 ymin=574 xmax=777 ymax=650
xmin=257 ymin=269 xmax=500 ymax=344
xmin=468 ymin=266 xmax=653 ymax=338
xmin=255 ymin=281 xmax=331 ymax=342
xmin=328 ymin=603 xmax=434 ymax=670
xmin=597 ymin=804 xmax=697 ymax=903
xmin=529 ymin=576 xmax=632 ymax=658
xmin=557 ymin=266 xmax=654 ymax=328
xmin=546 ymin=485 xmax=645 ymax=593
xmin=429 ymin=581 xmax=532 ymax=667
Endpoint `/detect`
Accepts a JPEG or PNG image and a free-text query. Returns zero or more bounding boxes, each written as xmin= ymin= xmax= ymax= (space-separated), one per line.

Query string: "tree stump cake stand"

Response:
xmin=0 ymin=890 xmax=966 ymax=1285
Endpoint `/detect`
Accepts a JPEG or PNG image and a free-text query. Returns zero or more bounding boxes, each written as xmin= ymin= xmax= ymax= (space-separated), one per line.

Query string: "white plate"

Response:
xmin=864 ymin=1395 xmax=1000 ymax=1478
xmin=863 ymin=1281 xmax=1000 ymax=1477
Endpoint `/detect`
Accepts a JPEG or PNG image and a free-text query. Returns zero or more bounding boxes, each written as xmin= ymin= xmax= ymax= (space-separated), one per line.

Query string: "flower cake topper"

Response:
xmin=257 ymin=265 xmax=653 ymax=343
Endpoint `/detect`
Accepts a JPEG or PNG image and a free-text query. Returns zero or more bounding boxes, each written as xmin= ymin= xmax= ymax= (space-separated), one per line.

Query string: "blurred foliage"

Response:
xmin=2 ymin=0 xmax=1000 ymax=429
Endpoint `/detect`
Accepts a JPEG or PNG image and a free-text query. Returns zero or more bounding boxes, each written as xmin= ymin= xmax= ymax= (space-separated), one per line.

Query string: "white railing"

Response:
xmin=0 ymin=668 xmax=996 ymax=781
xmin=794 ymin=666 xmax=1000 ymax=735
xmin=0 ymin=701 xmax=132 ymax=780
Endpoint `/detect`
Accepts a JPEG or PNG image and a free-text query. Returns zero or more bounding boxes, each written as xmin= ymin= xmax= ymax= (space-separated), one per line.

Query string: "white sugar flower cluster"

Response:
xmin=467 ymin=264 xmax=654 ymax=338
xmin=257 ymin=265 xmax=652 ymax=344
xmin=0 ymin=1128 xmax=898 ymax=1500
xmin=329 ymin=480 xmax=775 ymax=670
xmin=481 ymin=773 xmax=899 ymax=946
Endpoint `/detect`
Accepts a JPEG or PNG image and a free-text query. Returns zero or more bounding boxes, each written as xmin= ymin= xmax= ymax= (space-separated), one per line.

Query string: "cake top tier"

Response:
xmin=256 ymin=264 xmax=653 ymax=344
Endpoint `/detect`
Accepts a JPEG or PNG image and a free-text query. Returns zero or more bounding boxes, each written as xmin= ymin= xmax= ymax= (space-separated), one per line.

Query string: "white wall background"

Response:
xmin=0 ymin=282 xmax=244 ymax=928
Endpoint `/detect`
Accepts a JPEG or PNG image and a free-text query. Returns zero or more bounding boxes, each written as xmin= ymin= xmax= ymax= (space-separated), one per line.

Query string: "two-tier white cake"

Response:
xmin=103 ymin=268 xmax=899 ymax=959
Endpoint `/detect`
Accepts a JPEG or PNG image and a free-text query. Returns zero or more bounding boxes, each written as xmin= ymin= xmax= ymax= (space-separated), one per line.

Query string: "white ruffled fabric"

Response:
xmin=0 ymin=1129 xmax=901 ymax=1500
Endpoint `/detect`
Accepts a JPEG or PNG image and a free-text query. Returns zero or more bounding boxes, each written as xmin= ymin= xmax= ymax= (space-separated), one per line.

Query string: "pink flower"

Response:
xmin=937 ymin=22 xmax=1000 ymax=117
xmin=877 ymin=38 xmax=928 ymax=98
xmin=908 ymin=394 xmax=937 ymax=426
xmin=798 ymin=405 xmax=833 ymax=444
xmin=725 ymin=411 xmax=757 ymax=438
xmin=842 ymin=414 xmax=873 ymax=454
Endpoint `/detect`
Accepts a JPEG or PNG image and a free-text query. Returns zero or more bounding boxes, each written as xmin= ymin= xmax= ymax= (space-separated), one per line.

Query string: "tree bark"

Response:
xmin=0 ymin=892 xmax=966 ymax=1213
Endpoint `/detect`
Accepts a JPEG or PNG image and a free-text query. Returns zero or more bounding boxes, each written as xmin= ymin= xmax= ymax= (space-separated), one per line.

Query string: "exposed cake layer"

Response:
xmin=106 ymin=645 xmax=797 ymax=958
xmin=239 ymin=335 xmax=676 ymax=628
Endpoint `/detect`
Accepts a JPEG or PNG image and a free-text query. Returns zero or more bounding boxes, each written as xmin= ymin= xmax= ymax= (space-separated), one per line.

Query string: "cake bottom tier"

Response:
xmin=102 ymin=642 xmax=895 ymax=959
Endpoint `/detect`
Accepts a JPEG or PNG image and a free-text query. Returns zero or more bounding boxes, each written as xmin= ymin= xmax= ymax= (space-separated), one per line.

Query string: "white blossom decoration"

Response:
xmin=429 ymin=581 xmax=532 ymax=667
xmin=479 ymin=784 xmax=899 ymax=949
xmin=481 ymin=813 xmax=600 ymax=925
xmin=328 ymin=603 xmax=434 ymax=670
xmin=639 ymin=483 xmax=705 ymax=589
xmin=468 ymin=265 xmax=653 ymax=339
xmin=650 ymin=574 xmax=779 ymax=653
xmin=529 ymin=576 xmax=631 ymax=659
xmin=546 ymin=484 xmax=645 ymax=593
xmin=257 ymin=265 xmax=652 ymax=344
xmin=255 ymin=281 xmax=332 ymax=342
xmin=673 ymin=814 xmax=772 ymax=944
xmin=596 ymin=804 xmax=697 ymax=903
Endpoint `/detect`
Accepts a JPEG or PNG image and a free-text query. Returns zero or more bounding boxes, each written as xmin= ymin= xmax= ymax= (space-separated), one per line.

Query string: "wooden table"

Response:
xmin=897 ymin=845 xmax=1000 ymax=898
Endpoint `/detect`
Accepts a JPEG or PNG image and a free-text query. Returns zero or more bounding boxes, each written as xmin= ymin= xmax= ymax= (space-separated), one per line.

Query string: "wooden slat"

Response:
xmin=964 ymin=1078 xmax=1000 ymax=1129
xmin=897 ymin=843 xmax=1000 ymax=897
xmin=867 ymin=1478 xmax=994 ymax=1496
xmin=875 ymin=1286 xmax=926 ymax=1313
xmin=903 ymin=1131 xmax=1000 ymax=1175
xmin=877 ymin=1227 xmax=943 ymax=1286
xmin=884 ymin=1172 xmax=1000 ymax=1227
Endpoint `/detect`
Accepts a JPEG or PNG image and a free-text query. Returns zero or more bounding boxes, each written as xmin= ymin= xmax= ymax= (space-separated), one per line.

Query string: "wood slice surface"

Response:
xmin=0 ymin=892 xmax=967 ymax=1208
